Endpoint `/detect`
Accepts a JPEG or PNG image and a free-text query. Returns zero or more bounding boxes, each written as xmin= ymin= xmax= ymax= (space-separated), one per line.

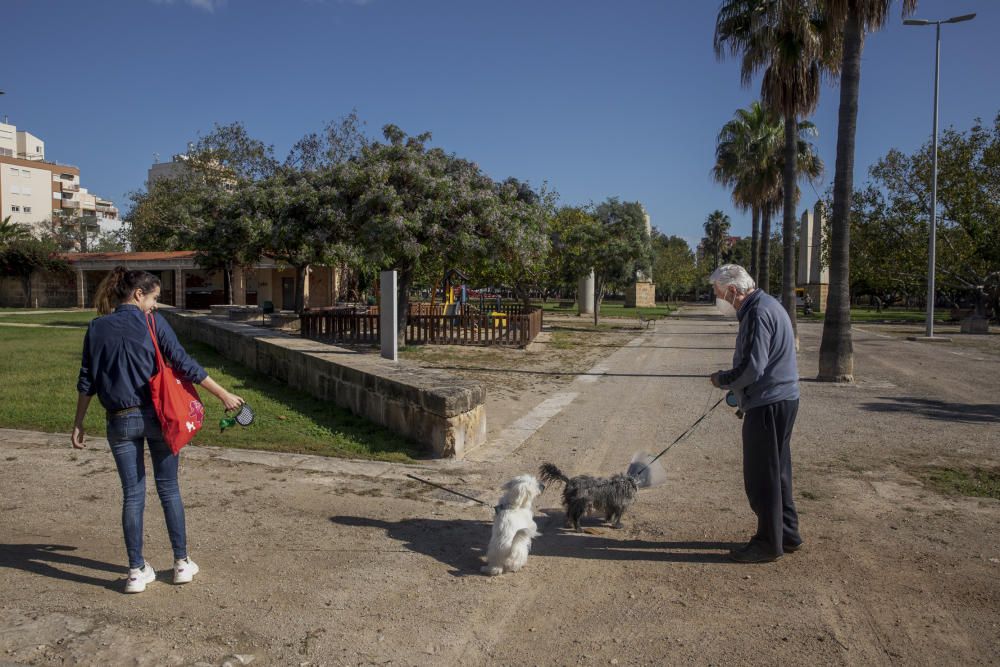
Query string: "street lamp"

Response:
xmin=904 ymin=13 xmax=975 ymax=339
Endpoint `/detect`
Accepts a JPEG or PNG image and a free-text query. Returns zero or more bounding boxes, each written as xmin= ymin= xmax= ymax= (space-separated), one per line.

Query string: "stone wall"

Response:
xmin=0 ymin=271 xmax=77 ymax=308
xmin=159 ymin=309 xmax=487 ymax=458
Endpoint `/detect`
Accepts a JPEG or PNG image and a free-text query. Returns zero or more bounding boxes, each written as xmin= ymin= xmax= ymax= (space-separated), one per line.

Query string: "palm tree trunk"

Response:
xmin=750 ymin=205 xmax=760 ymax=283
xmin=759 ymin=205 xmax=772 ymax=293
xmin=782 ymin=112 xmax=798 ymax=337
xmin=819 ymin=8 xmax=862 ymax=382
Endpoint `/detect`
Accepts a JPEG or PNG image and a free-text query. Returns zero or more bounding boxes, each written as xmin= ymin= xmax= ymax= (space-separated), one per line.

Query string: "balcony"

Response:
xmin=62 ymin=183 xmax=80 ymax=192
xmin=62 ymin=200 xmax=81 ymax=209
xmin=96 ymin=204 xmax=118 ymax=214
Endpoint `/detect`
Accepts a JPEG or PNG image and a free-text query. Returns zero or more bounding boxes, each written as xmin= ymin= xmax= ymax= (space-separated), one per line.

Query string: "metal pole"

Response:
xmin=926 ymin=22 xmax=941 ymax=338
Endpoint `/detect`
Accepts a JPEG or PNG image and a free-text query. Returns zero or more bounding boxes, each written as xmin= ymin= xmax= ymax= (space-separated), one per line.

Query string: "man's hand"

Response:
xmin=710 ymin=371 xmax=722 ymax=388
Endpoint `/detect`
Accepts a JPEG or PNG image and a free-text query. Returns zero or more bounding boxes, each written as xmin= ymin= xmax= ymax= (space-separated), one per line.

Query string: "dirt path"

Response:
xmin=2 ymin=307 xmax=998 ymax=665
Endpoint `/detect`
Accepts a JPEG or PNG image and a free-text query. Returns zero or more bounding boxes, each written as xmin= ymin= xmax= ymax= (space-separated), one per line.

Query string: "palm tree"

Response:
xmin=0 ymin=216 xmax=32 ymax=246
xmin=817 ymin=0 xmax=917 ymax=382
xmin=703 ymin=210 xmax=732 ymax=270
xmin=714 ymin=103 xmax=823 ymax=292
xmin=715 ymin=0 xmax=831 ymax=336
xmin=714 ymin=101 xmax=784 ymax=284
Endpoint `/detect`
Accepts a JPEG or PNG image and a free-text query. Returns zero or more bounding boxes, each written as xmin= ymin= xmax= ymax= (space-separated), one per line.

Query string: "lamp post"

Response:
xmin=904 ymin=13 xmax=975 ymax=339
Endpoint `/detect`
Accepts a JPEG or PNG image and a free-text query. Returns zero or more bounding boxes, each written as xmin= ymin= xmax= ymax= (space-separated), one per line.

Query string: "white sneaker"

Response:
xmin=173 ymin=557 xmax=199 ymax=584
xmin=124 ymin=562 xmax=156 ymax=593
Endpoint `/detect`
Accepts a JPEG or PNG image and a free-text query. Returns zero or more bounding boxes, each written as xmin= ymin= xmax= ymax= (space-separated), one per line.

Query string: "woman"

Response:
xmin=72 ymin=267 xmax=243 ymax=593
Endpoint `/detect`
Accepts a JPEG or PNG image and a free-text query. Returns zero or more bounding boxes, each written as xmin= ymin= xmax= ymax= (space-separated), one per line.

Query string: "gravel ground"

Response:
xmin=2 ymin=306 xmax=998 ymax=666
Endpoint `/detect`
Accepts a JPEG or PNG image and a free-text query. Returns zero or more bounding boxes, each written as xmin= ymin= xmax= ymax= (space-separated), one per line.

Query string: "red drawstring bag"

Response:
xmin=146 ymin=314 xmax=205 ymax=455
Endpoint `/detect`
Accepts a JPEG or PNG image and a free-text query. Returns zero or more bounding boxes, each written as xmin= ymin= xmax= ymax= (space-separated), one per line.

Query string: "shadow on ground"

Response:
xmin=862 ymin=396 xmax=1000 ymax=424
xmin=0 ymin=544 xmax=122 ymax=591
xmin=329 ymin=513 xmax=744 ymax=574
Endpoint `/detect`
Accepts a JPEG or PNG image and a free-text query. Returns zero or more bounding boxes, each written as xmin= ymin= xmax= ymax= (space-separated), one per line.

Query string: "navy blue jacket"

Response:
xmin=717 ymin=289 xmax=799 ymax=410
xmin=77 ymin=305 xmax=208 ymax=412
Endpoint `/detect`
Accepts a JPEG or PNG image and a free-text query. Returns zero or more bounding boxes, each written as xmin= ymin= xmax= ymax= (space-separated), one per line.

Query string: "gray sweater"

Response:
xmin=718 ymin=289 xmax=800 ymax=411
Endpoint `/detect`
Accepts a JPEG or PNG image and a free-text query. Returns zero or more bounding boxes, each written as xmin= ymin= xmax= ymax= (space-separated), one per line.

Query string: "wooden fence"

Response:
xmin=300 ymin=303 xmax=543 ymax=347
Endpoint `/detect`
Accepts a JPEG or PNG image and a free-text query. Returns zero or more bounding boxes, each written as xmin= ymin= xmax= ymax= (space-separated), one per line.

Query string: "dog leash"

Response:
xmin=633 ymin=394 xmax=727 ymax=475
xmin=405 ymin=474 xmax=495 ymax=510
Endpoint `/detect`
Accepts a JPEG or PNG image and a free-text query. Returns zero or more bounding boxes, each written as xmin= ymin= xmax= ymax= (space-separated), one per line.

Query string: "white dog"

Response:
xmin=481 ymin=474 xmax=544 ymax=576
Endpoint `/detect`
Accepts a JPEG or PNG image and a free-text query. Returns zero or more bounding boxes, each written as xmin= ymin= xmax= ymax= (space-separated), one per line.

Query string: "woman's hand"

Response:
xmin=220 ymin=392 xmax=244 ymax=412
xmin=71 ymin=424 xmax=87 ymax=449
xmin=71 ymin=394 xmax=92 ymax=449
xmin=199 ymin=376 xmax=244 ymax=411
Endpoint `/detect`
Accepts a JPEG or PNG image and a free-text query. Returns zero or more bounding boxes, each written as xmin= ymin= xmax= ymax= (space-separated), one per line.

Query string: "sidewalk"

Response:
xmin=2 ymin=305 xmax=998 ymax=666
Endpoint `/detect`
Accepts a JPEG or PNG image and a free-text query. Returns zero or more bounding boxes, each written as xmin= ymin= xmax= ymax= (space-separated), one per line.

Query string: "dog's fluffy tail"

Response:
xmin=538 ymin=462 xmax=569 ymax=485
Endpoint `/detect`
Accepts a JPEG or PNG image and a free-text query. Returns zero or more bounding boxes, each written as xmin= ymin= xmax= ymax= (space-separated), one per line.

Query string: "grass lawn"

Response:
xmin=800 ymin=308 xmax=950 ymax=324
xmin=535 ymin=299 xmax=672 ymax=319
xmin=0 ymin=311 xmax=420 ymax=462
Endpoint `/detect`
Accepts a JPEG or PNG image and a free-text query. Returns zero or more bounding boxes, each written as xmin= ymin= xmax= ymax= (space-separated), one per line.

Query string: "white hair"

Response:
xmin=709 ymin=264 xmax=756 ymax=294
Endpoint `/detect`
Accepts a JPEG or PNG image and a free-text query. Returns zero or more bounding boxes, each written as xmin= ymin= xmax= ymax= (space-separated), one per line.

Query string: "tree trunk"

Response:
xmin=819 ymin=9 xmax=862 ymax=382
xmin=782 ymin=112 xmax=798 ymax=338
xmin=750 ymin=205 xmax=760 ymax=283
xmin=593 ymin=276 xmax=602 ymax=327
xmin=759 ymin=206 xmax=772 ymax=293
xmin=396 ymin=266 xmax=413 ymax=345
xmin=294 ymin=264 xmax=309 ymax=313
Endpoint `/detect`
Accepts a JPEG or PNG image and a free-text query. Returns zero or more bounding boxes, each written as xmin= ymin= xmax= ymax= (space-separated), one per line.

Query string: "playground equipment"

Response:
xmin=440 ymin=268 xmax=507 ymax=326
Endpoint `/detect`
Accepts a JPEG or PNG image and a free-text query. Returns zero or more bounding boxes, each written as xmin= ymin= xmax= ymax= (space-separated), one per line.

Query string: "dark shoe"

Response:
xmin=783 ymin=540 xmax=803 ymax=553
xmin=728 ymin=543 xmax=781 ymax=563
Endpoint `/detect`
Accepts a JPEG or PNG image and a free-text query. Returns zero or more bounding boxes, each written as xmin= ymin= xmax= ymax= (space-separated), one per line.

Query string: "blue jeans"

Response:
xmin=107 ymin=406 xmax=187 ymax=569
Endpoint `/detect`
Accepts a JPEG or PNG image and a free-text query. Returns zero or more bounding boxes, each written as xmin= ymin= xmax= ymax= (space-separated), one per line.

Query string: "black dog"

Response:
xmin=539 ymin=463 xmax=639 ymax=531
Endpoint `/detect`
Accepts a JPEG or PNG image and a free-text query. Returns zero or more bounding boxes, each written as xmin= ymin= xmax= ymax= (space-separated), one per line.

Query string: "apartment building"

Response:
xmin=0 ymin=121 xmax=119 ymax=235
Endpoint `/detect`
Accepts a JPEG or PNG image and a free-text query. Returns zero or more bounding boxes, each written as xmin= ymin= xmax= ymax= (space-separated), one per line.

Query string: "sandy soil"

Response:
xmin=2 ymin=306 xmax=998 ymax=666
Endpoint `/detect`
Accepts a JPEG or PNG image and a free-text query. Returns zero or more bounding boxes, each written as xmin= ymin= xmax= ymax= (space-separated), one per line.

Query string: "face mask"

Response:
xmin=716 ymin=290 xmax=737 ymax=317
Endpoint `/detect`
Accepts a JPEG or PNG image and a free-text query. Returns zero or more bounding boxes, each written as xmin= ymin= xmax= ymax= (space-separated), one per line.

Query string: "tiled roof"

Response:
xmin=62 ymin=251 xmax=198 ymax=262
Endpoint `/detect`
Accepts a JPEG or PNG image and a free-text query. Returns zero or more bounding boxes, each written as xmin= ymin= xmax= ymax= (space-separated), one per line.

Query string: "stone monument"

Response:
xmin=797 ymin=201 xmax=829 ymax=312
xmin=625 ymin=208 xmax=656 ymax=308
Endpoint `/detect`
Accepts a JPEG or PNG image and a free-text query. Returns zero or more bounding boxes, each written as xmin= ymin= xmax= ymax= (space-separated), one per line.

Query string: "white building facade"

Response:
xmin=0 ymin=121 xmax=119 ymax=235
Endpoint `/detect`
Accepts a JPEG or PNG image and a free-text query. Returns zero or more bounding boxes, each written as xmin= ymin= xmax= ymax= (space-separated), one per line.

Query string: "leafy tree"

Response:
xmin=724 ymin=236 xmax=754 ymax=268
xmin=584 ymin=198 xmax=652 ymax=325
xmin=47 ymin=210 xmax=101 ymax=253
xmin=476 ymin=178 xmax=554 ymax=307
xmin=341 ymin=125 xmax=498 ymax=341
xmin=122 ymin=172 xmax=212 ymax=251
xmin=545 ymin=206 xmax=597 ymax=297
xmin=864 ymin=114 xmax=1000 ymax=319
xmin=652 ymin=232 xmax=698 ymax=301
xmin=285 ymin=110 xmax=369 ymax=172
xmin=0 ymin=237 xmax=69 ymax=306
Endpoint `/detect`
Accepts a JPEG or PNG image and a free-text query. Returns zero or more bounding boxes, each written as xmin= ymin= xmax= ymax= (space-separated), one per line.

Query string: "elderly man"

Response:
xmin=709 ymin=264 xmax=803 ymax=563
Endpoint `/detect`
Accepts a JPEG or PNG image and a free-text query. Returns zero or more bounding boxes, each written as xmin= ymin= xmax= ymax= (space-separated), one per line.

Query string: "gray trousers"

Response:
xmin=741 ymin=398 xmax=801 ymax=555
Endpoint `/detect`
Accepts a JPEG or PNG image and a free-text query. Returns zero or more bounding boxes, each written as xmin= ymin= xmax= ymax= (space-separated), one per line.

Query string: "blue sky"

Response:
xmin=4 ymin=0 xmax=998 ymax=249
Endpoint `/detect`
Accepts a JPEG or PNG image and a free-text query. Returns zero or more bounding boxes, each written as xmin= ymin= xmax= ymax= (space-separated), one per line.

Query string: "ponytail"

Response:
xmin=94 ymin=266 xmax=161 ymax=315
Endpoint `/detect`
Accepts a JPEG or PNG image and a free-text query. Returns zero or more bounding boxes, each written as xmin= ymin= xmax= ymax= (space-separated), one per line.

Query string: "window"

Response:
xmin=8 ymin=167 xmax=17 ymax=176
xmin=22 ymin=186 xmax=31 ymax=195
xmin=21 ymin=169 xmax=30 ymax=177
xmin=52 ymin=192 xmax=61 ymax=200
xmin=23 ymin=206 xmax=31 ymax=213
xmin=35 ymin=145 xmax=41 ymax=154
xmin=10 ymin=205 xmax=20 ymax=212
xmin=9 ymin=185 xmax=18 ymax=195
